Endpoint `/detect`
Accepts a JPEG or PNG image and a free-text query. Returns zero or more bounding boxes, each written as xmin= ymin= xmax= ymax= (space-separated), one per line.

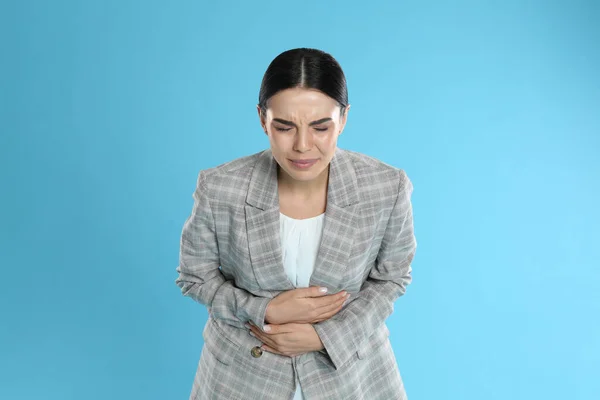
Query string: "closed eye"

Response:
xmin=273 ymin=126 xmax=328 ymax=132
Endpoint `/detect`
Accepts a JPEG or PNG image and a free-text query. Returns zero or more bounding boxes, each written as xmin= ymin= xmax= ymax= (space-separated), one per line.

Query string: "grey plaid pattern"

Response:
xmin=176 ymin=147 xmax=416 ymax=399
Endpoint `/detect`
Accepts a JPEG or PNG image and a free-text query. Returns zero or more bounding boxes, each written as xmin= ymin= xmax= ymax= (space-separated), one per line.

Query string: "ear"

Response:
xmin=338 ymin=104 xmax=351 ymax=136
xmin=257 ymin=105 xmax=267 ymax=134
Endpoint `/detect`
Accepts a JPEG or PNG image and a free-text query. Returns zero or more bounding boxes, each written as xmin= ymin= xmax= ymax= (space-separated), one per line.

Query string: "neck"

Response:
xmin=277 ymin=164 xmax=329 ymax=197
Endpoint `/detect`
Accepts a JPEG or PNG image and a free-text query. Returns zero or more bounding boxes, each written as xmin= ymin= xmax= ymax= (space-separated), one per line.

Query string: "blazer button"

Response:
xmin=251 ymin=346 xmax=263 ymax=358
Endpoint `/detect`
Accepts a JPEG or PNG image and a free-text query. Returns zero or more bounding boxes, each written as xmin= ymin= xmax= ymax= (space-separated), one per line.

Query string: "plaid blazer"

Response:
xmin=176 ymin=146 xmax=416 ymax=399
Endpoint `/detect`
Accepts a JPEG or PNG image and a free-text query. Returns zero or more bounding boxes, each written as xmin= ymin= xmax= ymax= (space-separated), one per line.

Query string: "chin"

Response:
xmin=292 ymin=165 xmax=328 ymax=180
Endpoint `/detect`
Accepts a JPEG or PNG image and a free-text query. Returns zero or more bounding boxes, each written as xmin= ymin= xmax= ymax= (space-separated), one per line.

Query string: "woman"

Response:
xmin=176 ymin=48 xmax=417 ymax=399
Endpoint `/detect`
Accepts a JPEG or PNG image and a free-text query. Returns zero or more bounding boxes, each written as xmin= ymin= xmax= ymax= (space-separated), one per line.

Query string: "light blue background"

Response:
xmin=1 ymin=1 xmax=598 ymax=399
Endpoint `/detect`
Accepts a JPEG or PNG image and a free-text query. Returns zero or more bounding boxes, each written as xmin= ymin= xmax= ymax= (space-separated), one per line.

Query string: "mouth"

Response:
xmin=289 ymin=158 xmax=319 ymax=168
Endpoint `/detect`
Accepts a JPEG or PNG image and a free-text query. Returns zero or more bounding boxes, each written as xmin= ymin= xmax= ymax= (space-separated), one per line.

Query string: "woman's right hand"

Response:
xmin=264 ymin=287 xmax=351 ymax=325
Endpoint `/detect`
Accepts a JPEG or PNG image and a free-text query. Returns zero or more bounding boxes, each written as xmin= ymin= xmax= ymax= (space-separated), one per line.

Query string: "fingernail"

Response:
xmin=319 ymin=287 xmax=328 ymax=293
xmin=244 ymin=323 xmax=250 ymax=328
xmin=263 ymin=325 xmax=271 ymax=332
xmin=249 ymin=332 xmax=255 ymax=337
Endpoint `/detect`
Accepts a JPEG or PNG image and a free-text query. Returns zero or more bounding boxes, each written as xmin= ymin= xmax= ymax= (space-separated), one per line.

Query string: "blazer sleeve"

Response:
xmin=313 ymin=169 xmax=416 ymax=370
xmin=175 ymin=170 xmax=271 ymax=329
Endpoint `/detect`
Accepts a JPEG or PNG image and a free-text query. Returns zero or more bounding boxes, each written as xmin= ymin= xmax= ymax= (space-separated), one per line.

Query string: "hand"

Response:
xmin=246 ymin=321 xmax=323 ymax=357
xmin=265 ymin=286 xmax=350 ymax=325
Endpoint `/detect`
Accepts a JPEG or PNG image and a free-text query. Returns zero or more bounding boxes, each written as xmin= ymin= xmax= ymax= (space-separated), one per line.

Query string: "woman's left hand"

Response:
xmin=245 ymin=321 xmax=324 ymax=357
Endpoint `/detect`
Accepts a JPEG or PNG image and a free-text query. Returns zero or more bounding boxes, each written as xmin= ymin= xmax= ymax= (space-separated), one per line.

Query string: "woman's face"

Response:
xmin=258 ymin=87 xmax=349 ymax=184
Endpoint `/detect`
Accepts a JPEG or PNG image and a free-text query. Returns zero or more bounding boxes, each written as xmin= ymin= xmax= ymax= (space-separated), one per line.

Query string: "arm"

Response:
xmin=175 ymin=170 xmax=271 ymax=329
xmin=312 ymin=169 xmax=416 ymax=370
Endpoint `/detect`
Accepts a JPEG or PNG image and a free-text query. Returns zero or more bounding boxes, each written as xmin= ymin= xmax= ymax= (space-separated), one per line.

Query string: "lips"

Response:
xmin=289 ymin=158 xmax=319 ymax=168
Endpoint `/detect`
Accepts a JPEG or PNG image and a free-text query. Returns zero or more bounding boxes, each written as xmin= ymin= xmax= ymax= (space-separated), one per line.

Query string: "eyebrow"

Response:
xmin=272 ymin=117 xmax=332 ymax=127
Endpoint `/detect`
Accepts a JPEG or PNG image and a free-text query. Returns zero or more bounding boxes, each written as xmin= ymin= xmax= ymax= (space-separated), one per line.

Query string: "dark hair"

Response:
xmin=258 ymin=48 xmax=349 ymax=117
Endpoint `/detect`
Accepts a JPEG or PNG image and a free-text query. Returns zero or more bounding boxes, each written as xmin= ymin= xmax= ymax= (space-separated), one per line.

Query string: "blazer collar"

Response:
xmin=246 ymin=147 xmax=359 ymax=210
xmin=244 ymin=147 xmax=360 ymax=291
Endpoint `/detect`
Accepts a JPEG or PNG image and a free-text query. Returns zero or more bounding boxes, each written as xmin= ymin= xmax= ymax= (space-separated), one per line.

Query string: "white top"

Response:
xmin=279 ymin=211 xmax=325 ymax=400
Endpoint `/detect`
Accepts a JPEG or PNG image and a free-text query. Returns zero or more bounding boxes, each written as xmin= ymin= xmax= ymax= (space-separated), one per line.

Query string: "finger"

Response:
xmin=258 ymin=323 xmax=299 ymax=335
xmin=299 ymin=286 xmax=330 ymax=298
xmin=248 ymin=322 xmax=281 ymax=335
xmin=313 ymin=300 xmax=346 ymax=322
xmin=260 ymin=344 xmax=289 ymax=357
xmin=314 ymin=291 xmax=349 ymax=309
xmin=249 ymin=332 xmax=275 ymax=346
xmin=249 ymin=325 xmax=269 ymax=339
xmin=249 ymin=329 xmax=277 ymax=348
xmin=315 ymin=292 xmax=349 ymax=315
xmin=262 ymin=344 xmax=300 ymax=358
xmin=313 ymin=300 xmax=342 ymax=319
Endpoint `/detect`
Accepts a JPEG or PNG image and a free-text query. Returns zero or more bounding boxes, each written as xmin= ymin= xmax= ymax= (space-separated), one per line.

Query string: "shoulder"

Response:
xmin=339 ymin=148 xmax=411 ymax=196
xmin=202 ymin=150 xmax=262 ymax=178
xmin=195 ymin=149 xmax=265 ymax=197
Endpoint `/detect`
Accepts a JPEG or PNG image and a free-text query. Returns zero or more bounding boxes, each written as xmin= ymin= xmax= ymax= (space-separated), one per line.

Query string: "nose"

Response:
xmin=293 ymin=127 xmax=312 ymax=152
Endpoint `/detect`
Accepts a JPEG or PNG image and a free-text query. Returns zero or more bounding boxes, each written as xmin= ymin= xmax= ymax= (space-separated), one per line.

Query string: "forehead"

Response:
xmin=267 ymin=88 xmax=339 ymax=119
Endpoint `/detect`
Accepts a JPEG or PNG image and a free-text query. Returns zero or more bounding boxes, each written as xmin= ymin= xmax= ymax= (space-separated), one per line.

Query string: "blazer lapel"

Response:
xmin=245 ymin=147 xmax=360 ymax=292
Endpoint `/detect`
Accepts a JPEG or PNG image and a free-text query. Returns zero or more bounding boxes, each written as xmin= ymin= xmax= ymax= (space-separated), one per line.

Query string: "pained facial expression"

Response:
xmin=258 ymin=87 xmax=349 ymax=183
